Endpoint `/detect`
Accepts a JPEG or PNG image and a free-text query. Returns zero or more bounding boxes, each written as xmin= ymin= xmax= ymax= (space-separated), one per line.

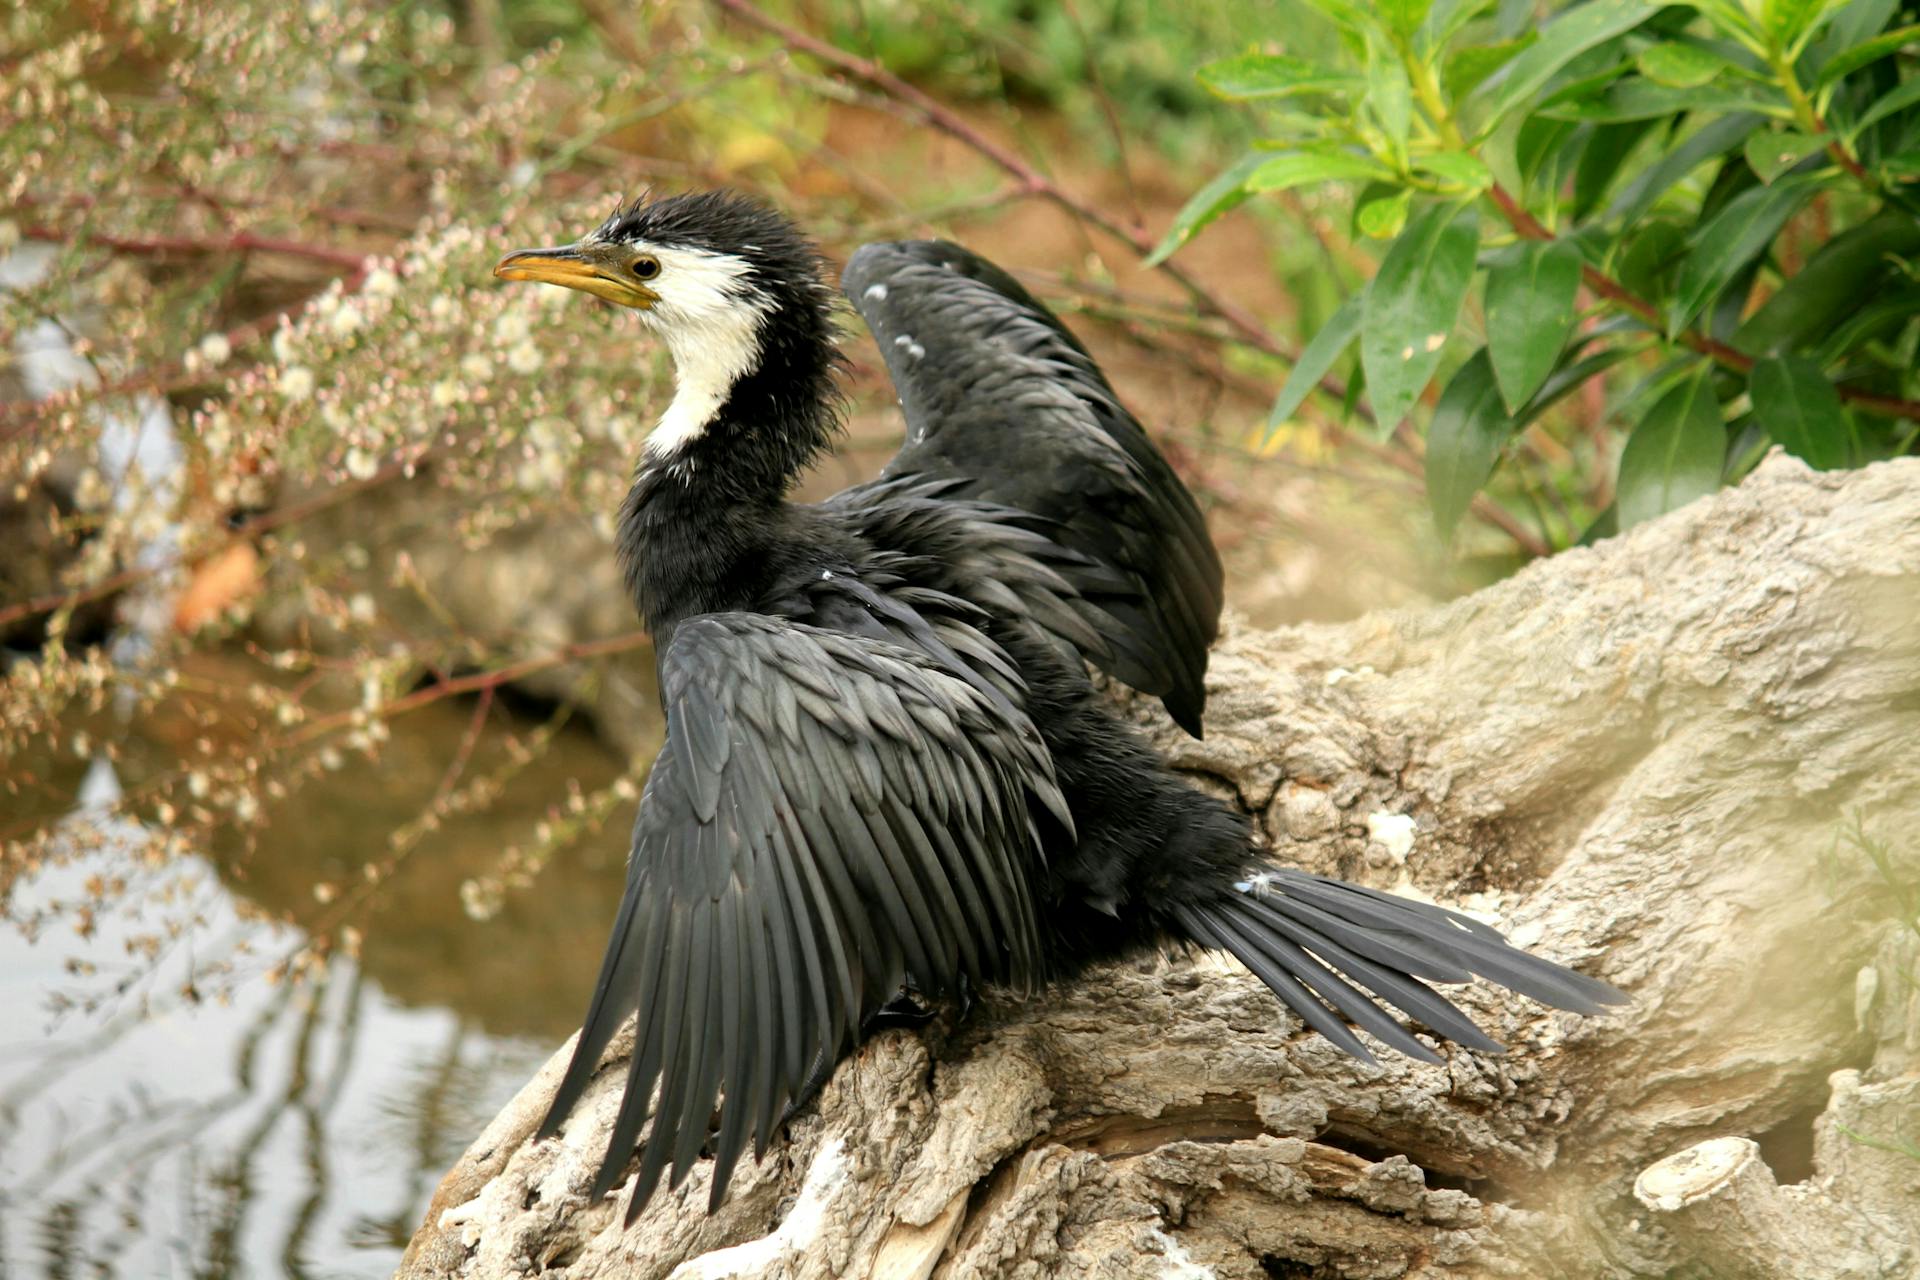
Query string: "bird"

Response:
xmin=492 ymin=190 xmax=1626 ymax=1223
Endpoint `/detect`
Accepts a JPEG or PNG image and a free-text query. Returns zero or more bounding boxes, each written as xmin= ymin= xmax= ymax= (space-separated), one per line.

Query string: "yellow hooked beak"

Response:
xmin=493 ymin=243 xmax=659 ymax=309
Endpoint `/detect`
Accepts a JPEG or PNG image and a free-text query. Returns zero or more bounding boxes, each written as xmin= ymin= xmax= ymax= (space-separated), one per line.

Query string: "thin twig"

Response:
xmin=1060 ymin=0 xmax=1142 ymax=229
xmin=0 ymin=256 xmax=369 ymax=441
xmin=708 ymin=0 xmax=1564 ymax=551
xmin=283 ymin=630 xmax=652 ymax=746
xmin=710 ymin=0 xmax=1328 ymax=385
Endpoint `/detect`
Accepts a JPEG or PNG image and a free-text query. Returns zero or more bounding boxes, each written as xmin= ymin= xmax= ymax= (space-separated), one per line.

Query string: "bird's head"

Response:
xmin=494 ymin=190 xmax=840 ymax=464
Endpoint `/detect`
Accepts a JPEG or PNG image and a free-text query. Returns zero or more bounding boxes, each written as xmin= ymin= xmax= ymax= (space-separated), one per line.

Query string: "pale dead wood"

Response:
xmin=398 ymin=453 xmax=1920 ymax=1279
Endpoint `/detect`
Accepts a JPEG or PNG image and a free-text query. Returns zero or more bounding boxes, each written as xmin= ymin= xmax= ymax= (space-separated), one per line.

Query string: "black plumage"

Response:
xmin=493 ymin=191 xmax=1626 ymax=1222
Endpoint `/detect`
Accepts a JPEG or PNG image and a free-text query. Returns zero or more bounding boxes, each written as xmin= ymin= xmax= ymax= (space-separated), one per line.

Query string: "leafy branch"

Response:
xmin=1162 ymin=0 xmax=1920 ymax=549
xmin=711 ymin=0 xmax=1558 ymax=554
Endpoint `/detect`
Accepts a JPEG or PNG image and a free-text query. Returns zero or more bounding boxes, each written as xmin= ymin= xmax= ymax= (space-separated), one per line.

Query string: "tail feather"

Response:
xmin=1213 ymin=898 xmax=1443 ymax=1066
xmin=1235 ymin=896 xmax=1504 ymax=1052
xmin=1241 ymin=889 xmax=1478 ymax=985
xmin=1179 ymin=865 xmax=1626 ymax=1064
xmin=1266 ymin=872 xmax=1624 ymax=1013
xmin=1181 ymin=903 xmax=1384 ymax=1063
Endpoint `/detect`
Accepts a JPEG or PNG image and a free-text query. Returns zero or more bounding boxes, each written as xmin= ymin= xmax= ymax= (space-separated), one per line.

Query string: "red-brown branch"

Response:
xmin=283 ymin=630 xmax=653 ymax=746
xmin=710 ymin=0 xmax=1300 ymax=370
xmin=709 ymin=0 xmax=1572 ymax=552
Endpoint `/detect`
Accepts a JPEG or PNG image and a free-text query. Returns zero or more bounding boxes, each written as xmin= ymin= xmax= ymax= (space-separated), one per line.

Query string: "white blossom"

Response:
xmin=506 ymin=339 xmax=542 ymax=375
xmin=492 ymin=310 xmax=531 ymax=344
xmin=278 ymin=365 xmax=316 ymax=401
xmin=326 ymin=303 xmax=363 ymax=337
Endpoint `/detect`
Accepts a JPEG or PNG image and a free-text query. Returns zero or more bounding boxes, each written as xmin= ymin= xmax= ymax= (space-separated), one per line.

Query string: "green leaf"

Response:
xmin=1445 ymin=36 xmax=1536 ymax=98
xmin=1616 ymin=217 xmax=1691 ymax=300
xmin=1617 ymin=366 xmax=1727 ymax=528
xmin=1425 ymin=350 xmax=1513 ymax=541
xmin=1415 ymin=150 xmax=1495 ymax=190
xmin=1743 ymin=129 xmax=1826 ymax=181
xmin=1533 ymin=58 xmax=1637 ymax=115
xmin=1848 ymin=76 xmax=1920 ymax=138
xmin=1245 ymin=147 xmax=1395 ymax=193
xmin=1636 ymin=40 xmax=1736 ymax=86
xmin=1356 ymin=186 xmax=1413 ymax=237
xmin=1361 ymin=202 xmax=1481 ymax=432
xmin=1515 ymin=115 xmax=1581 ymax=192
xmin=1253 ymin=113 xmax=1342 ymax=142
xmin=1300 ymin=0 xmax=1373 ymax=32
xmin=1608 ymin=113 xmax=1765 ymax=223
xmin=1267 ymin=294 xmax=1364 ymax=432
xmin=1381 ymin=0 xmax=1436 ymax=38
xmin=1809 ymin=0 xmax=1900 ymax=76
xmin=1734 ymin=213 xmax=1920 ymax=354
xmin=1485 ymin=240 xmax=1584 ymax=413
xmin=1468 ymin=0 xmax=1663 ymax=132
xmin=1679 ymin=0 xmax=1762 ymax=38
xmin=1425 ymin=0 xmax=1497 ymax=50
xmin=1812 ymin=287 xmax=1920 ymax=364
xmin=1666 ymin=174 xmax=1820 ymax=334
xmin=1342 ymin=360 xmax=1369 ymax=418
xmin=1539 ymin=76 xmax=1789 ymax=122
xmin=1574 ymin=119 xmax=1658 ymax=217
xmin=1578 ymin=502 xmax=1620 ymax=544
xmin=1750 ymin=355 xmax=1852 ymax=468
xmin=1366 ymin=30 xmax=1415 ymax=163
xmin=1880 ymin=148 xmax=1920 ymax=177
xmin=1513 ymin=344 xmax=1638 ymax=429
xmin=1813 ymin=23 xmax=1920 ymax=85
xmin=1146 ymin=152 xmax=1266 ymax=266
xmin=1760 ymin=0 xmax=1840 ymax=56
xmin=1198 ymin=53 xmax=1365 ymax=100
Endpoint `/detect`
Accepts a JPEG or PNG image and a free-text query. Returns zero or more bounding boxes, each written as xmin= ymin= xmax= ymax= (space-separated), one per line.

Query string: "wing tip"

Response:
xmin=1164 ymin=689 xmax=1206 ymax=739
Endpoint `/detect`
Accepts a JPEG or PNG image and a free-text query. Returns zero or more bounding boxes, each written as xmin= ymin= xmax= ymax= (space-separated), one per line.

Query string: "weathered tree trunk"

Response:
xmin=396 ymin=454 xmax=1920 ymax=1279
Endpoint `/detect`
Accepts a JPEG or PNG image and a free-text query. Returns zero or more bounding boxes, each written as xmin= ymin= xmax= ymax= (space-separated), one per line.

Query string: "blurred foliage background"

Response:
xmin=1 ymin=0 xmax=1915 ymax=1275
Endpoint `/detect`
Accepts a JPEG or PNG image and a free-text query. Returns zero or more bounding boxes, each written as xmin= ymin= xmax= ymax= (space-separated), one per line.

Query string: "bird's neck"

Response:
xmin=616 ymin=319 xmax=839 ymax=635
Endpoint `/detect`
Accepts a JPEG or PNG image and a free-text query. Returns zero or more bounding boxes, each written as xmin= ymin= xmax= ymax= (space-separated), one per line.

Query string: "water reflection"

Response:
xmin=1 ymin=702 xmax=635 ymax=1278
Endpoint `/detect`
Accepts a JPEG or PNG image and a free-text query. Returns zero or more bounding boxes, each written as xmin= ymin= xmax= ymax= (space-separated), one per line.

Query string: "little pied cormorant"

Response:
xmin=492 ymin=190 xmax=1625 ymax=1223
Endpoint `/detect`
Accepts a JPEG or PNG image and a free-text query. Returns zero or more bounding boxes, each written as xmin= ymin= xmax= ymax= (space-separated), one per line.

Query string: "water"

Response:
xmin=0 ymin=702 xmax=635 ymax=1279
xmin=4 ymin=226 xmax=646 ymax=1275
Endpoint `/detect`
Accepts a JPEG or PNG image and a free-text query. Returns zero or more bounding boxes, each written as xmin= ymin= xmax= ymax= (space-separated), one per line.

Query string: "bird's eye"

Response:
xmin=632 ymin=256 xmax=661 ymax=280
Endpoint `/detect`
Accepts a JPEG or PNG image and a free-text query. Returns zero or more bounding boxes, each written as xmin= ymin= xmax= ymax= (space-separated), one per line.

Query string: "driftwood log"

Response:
xmin=397 ymin=454 xmax=1920 ymax=1279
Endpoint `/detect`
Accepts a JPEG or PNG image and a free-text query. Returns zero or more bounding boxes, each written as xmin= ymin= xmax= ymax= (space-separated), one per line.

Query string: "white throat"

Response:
xmin=631 ymin=245 xmax=771 ymax=460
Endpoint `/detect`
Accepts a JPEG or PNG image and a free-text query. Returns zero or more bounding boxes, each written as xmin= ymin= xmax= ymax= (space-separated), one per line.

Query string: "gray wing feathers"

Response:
xmin=537 ymin=613 xmax=1063 ymax=1218
xmin=844 ymin=240 xmax=1224 ymax=735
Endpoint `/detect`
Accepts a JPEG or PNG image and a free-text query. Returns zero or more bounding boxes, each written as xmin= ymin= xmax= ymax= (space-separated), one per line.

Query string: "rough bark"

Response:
xmin=397 ymin=453 xmax=1920 ymax=1279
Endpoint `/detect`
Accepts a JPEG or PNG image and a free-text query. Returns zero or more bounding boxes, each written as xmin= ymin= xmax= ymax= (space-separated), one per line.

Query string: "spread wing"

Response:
xmin=843 ymin=240 xmax=1223 ymax=736
xmin=538 ymin=613 xmax=1067 ymax=1219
